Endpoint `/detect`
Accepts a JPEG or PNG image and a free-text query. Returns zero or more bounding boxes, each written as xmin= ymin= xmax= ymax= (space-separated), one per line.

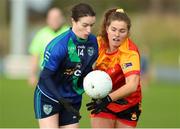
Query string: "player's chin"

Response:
xmin=84 ymin=35 xmax=89 ymax=39
xmin=111 ymin=43 xmax=120 ymax=48
xmin=80 ymin=34 xmax=89 ymax=39
xmin=111 ymin=41 xmax=121 ymax=47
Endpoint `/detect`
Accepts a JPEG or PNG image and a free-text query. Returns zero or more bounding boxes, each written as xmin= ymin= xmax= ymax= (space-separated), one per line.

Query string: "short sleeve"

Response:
xmin=121 ymin=51 xmax=140 ymax=77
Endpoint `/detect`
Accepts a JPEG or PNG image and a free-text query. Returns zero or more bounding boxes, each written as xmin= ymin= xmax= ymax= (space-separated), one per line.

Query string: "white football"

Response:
xmin=83 ymin=70 xmax=112 ymax=99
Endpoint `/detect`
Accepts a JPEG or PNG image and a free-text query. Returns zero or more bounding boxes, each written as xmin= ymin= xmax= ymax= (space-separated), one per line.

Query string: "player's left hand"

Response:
xmin=86 ymin=95 xmax=112 ymax=114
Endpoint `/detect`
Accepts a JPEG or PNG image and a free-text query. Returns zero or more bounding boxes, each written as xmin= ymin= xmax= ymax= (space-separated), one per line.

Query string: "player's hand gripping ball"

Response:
xmin=83 ymin=70 xmax=112 ymax=99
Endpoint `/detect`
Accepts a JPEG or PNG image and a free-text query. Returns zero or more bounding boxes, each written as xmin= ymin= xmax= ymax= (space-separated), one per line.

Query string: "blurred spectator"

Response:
xmin=28 ymin=7 xmax=69 ymax=86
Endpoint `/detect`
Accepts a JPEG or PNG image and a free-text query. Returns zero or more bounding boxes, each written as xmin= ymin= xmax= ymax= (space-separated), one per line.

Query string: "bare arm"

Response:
xmin=28 ymin=55 xmax=39 ymax=86
xmin=109 ymin=74 xmax=140 ymax=101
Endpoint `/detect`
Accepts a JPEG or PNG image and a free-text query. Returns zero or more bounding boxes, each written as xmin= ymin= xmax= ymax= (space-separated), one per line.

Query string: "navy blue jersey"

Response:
xmin=38 ymin=28 xmax=98 ymax=104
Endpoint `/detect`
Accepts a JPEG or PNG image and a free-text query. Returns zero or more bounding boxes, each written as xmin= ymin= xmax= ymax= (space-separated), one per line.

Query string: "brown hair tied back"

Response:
xmin=100 ymin=8 xmax=131 ymax=43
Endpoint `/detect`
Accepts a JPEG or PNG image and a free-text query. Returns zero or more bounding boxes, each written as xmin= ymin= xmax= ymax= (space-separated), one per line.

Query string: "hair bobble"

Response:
xmin=116 ymin=8 xmax=124 ymax=13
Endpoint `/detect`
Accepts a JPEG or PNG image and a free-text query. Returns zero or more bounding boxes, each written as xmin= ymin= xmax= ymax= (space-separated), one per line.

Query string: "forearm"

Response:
xmin=109 ymin=84 xmax=135 ymax=101
xmin=109 ymin=74 xmax=139 ymax=101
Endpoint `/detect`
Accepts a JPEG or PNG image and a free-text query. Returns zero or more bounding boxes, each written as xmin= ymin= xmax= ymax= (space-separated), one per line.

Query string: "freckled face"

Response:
xmin=72 ymin=16 xmax=96 ymax=39
xmin=106 ymin=20 xmax=129 ymax=48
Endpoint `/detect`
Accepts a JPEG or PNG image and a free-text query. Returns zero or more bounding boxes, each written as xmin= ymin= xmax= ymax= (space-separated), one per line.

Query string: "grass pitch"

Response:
xmin=0 ymin=77 xmax=180 ymax=128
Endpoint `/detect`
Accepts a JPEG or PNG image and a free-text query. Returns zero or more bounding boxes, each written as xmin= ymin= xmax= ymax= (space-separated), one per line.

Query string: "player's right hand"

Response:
xmin=86 ymin=95 xmax=112 ymax=114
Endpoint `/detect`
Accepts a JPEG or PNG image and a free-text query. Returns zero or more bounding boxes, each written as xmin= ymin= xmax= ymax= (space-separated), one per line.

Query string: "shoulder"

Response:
xmin=88 ymin=34 xmax=97 ymax=42
xmin=127 ymin=38 xmax=139 ymax=53
xmin=97 ymin=36 xmax=107 ymax=50
xmin=120 ymin=38 xmax=140 ymax=55
xmin=46 ymin=30 xmax=71 ymax=52
xmin=97 ymin=36 xmax=103 ymax=42
xmin=87 ymin=34 xmax=98 ymax=49
xmin=119 ymin=38 xmax=140 ymax=61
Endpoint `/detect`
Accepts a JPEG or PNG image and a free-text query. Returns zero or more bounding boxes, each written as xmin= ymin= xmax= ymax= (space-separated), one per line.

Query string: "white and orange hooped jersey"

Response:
xmin=95 ymin=36 xmax=142 ymax=112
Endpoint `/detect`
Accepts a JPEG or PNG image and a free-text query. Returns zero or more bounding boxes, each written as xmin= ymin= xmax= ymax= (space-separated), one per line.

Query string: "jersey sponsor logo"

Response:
xmin=76 ymin=63 xmax=82 ymax=69
xmin=64 ymin=68 xmax=82 ymax=76
xmin=122 ymin=62 xmax=132 ymax=70
xmin=77 ymin=45 xmax=85 ymax=49
xmin=64 ymin=63 xmax=82 ymax=76
xmin=64 ymin=68 xmax=75 ymax=75
xmin=43 ymin=104 xmax=53 ymax=115
xmin=87 ymin=47 xmax=94 ymax=56
xmin=74 ymin=69 xmax=82 ymax=76
xmin=74 ymin=63 xmax=82 ymax=76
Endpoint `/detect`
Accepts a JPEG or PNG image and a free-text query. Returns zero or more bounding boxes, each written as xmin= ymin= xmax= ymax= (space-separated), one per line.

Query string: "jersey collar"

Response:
xmin=70 ymin=28 xmax=88 ymax=44
xmin=119 ymin=38 xmax=129 ymax=52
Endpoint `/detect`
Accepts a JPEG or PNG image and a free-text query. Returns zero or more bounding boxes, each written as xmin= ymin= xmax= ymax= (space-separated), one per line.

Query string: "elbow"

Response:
xmin=131 ymin=84 xmax=138 ymax=93
xmin=131 ymin=78 xmax=139 ymax=92
xmin=128 ymin=80 xmax=139 ymax=93
xmin=127 ymin=75 xmax=140 ymax=93
xmin=40 ymin=68 xmax=54 ymax=79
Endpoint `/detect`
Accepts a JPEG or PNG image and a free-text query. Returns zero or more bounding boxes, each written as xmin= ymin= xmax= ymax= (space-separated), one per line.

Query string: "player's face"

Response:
xmin=72 ymin=16 xmax=96 ymax=39
xmin=106 ymin=20 xmax=129 ymax=49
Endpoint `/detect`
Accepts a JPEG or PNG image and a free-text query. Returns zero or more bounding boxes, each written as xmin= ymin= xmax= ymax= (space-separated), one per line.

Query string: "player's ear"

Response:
xmin=71 ymin=18 xmax=77 ymax=26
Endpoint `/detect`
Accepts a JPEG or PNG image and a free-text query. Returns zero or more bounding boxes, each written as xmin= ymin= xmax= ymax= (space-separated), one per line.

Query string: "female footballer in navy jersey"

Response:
xmin=34 ymin=3 xmax=98 ymax=128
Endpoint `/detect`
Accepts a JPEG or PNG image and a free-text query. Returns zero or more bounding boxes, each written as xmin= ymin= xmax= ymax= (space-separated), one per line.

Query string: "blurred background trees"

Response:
xmin=0 ymin=0 xmax=180 ymax=64
xmin=0 ymin=0 xmax=179 ymax=81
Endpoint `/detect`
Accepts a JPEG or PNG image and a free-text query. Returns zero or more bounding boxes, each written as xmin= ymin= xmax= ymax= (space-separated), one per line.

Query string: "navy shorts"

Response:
xmin=34 ymin=87 xmax=81 ymax=126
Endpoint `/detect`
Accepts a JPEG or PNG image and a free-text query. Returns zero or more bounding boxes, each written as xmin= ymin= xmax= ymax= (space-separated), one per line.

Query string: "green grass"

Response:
xmin=138 ymin=81 xmax=180 ymax=128
xmin=0 ymin=77 xmax=180 ymax=128
xmin=0 ymin=77 xmax=37 ymax=127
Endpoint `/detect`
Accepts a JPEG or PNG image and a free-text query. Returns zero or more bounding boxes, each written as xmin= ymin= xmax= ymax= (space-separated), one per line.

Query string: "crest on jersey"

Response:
xmin=131 ymin=112 xmax=137 ymax=120
xmin=43 ymin=104 xmax=53 ymax=115
xmin=87 ymin=47 xmax=94 ymax=56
